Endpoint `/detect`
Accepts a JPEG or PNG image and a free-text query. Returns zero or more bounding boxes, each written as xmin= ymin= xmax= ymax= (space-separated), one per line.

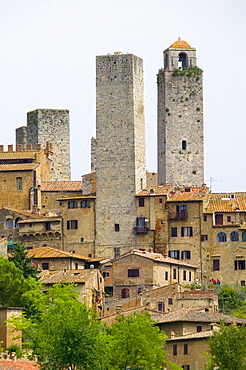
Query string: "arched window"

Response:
xmin=242 ymin=232 xmax=246 ymax=242
xmin=68 ymin=201 xmax=78 ymax=209
xmin=121 ymin=288 xmax=130 ymax=299
xmin=230 ymin=231 xmax=239 ymax=241
xmin=216 ymin=232 xmax=227 ymax=242
xmin=178 ymin=52 xmax=187 ymax=69
xmin=15 ymin=217 xmax=22 ymax=228
xmin=81 ymin=200 xmax=90 ymax=208
xmin=6 ymin=218 xmax=13 ymax=229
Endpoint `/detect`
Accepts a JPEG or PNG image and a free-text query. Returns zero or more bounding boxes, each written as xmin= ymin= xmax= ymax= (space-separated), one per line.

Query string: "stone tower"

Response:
xmin=157 ymin=38 xmax=204 ymax=187
xmin=95 ymin=52 xmax=146 ymax=259
xmin=26 ymin=109 xmax=71 ymax=181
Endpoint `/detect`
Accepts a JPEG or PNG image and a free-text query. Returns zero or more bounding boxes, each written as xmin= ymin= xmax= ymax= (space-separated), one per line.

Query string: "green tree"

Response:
xmin=108 ymin=312 xmax=167 ymax=370
xmin=9 ymin=284 xmax=108 ymax=370
xmin=8 ymin=242 xmax=39 ymax=279
xmin=216 ymin=285 xmax=246 ymax=314
xmin=206 ymin=323 xmax=246 ymax=370
xmin=0 ymin=256 xmax=34 ymax=307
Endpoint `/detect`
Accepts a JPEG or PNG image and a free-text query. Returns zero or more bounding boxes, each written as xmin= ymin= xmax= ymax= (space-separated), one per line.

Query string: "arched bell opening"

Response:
xmin=178 ymin=52 xmax=187 ymax=69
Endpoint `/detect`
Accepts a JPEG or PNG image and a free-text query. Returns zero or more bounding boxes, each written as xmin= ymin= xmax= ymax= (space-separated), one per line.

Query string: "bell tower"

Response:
xmin=157 ymin=38 xmax=204 ymax=187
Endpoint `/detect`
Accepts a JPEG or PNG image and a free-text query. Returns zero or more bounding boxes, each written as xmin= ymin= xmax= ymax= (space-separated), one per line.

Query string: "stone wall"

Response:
xmin=95 ymin=53 xmax=146 ymax=258
xmin=27 ymin=109 xmax=71 ymax=181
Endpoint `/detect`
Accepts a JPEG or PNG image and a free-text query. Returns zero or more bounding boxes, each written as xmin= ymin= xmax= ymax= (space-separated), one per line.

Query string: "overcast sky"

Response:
xmin=0 ymin=0 xmax=245 ymax=192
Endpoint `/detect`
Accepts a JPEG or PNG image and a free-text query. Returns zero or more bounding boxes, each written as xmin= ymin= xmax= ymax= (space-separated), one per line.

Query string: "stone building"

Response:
xmin=40 ymin=180 xmax=83 ymax=209
xmin=155 ymin=306 xmax=246 ymax=370
xmin=157 ymin=38 xmax=204 ymax=187
xmin=16 ymin=108 xmax=71 ymax=181
xmin=0 ymin=144 xmax=52 ymax=210
xmin=95 ymin=52 xmax=146 ymax=259
xmin=0 ymin=307 xmax=22 ymax=350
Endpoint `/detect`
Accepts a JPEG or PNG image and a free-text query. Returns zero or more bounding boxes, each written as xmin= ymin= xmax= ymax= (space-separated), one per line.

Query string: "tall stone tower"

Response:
xmin=95 ymin=52 xmax=146 ymax=259
xmin=26 ymin=109 xmax=71 ymax=181
xmin=157 ymin=38 xmax=204 ymax=187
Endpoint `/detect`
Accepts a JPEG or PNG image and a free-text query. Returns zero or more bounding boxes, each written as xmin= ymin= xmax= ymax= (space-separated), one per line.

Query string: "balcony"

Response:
xmin=134 ymin=226 xmax=149 ymax=235
xmin=169 ymin=211 xmax=188 ymax=221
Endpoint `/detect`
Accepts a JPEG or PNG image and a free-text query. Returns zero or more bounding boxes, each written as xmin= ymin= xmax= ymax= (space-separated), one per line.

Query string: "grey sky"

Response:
xmin=0 ymin=0 xmax=245 ymax=192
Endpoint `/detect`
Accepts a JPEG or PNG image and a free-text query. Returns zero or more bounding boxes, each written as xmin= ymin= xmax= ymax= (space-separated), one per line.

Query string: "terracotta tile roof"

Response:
xmin=26 ymin=246 xmax=106 ymax=263
xmin=0 ymin=150 xmax=39 ymax=160
xmin=155 ymin=306 xmax=246 ymax=324
xmin=166 ymin=330 xmax=213 ymax=341
xmin=204 ymin=193 xmax=246 ymax=213
xmin=0 ymin=360 xmax=40 ymax=369
xmin=3 ymin=208 xmax=46 ymax=219
xmin=39 ymin=269 xmax=97 ymax=284
xmin=40 ymin=181 xmax=82 ymax=192
xmin=116 ymin=250 xmax=197 ymax=269
xmin=0 ymin=163 xmax=39 ymax=171
xmin=136 ymin=185 xmax=172 ymax=197
xmin=167 ymin=187 xmax=207 ymax=202
xmin=27 ymin=246 xmax=93 ymax=261
xmin=19 ymin=216 xmax=61 ymax=224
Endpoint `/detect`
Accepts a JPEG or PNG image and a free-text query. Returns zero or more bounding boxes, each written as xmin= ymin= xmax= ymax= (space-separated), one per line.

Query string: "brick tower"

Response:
xmin=26 ymin=109 xmax=71 ymax=181
xmin=95 ymin=52 xmax=146 ymax=259
xmin=157 ymin=38 xmax=204 ymax=187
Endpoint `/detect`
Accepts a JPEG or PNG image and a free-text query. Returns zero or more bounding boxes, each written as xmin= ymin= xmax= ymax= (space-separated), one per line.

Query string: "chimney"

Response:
xmin=8 ymin=144 xmax=13 ymax=152
xmin=16 ymin=144 xmax=23 ymax=151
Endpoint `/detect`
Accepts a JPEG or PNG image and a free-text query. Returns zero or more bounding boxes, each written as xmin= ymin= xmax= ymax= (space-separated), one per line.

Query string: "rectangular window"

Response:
xmin=42 ymin=262 xmax=49 ymax=270
xmin=128 ymin=269 xmax=139 ymax=278
xmin=241 ymin=281 xmax=245 ymax=287
xmin=138 ymin=197 xmax=145 ymax=207
xmin=184 ymin=343 xmax=188 ymax=355
xmin=181 ymin=250 xmax=191 ymax=259
xmin=197 ymin=325 xmax=202 ymax=332
xmin=168 ymin=298 xmax=173 ymax=305
xmin=115 ymin=224 xmax=120 ymax=232
xmin=182 ymin=140 xmax=187 ymax=150
xmin=165 ymin=271 xmax=168 ymax=280
xmin=173 ymin=268 xmax=177 ymax=279
xmin=181 ymin=227 xmax=193 ymax=237
xmin=173 ymin=344 xmax=177 ymax=356
xmin=215 ymin=214 xmax=223 ymax=225
xmin=16 ymin=177 xmax=22 ymax=190
xmin=114 ymin=248 xmax=120 ymax=259
xmin=201 ymin=235 xmax=208 ymax=241
xmin=189 ymin=271 xmax=192 ymax=281
xmin=45 ymin=222 xmax=51 ymax=231
xmin=182 ymin=366 xmax=190 ymax=370
xmin=158 ymin=302 xmax=164 ymax=312
xmin=213 ymin=259 xmax=220 ymax=271
xmin=67 ymin=220 xmax=78 ymax=230
xmin=169 ymin=250 xmax=180 ymax=260
xmin=103 ymin=272 xmax=110 ymax=278
xmin=203 ymin=215 xmax=208 ymax=221
xmin=235 ymin=260 xmax=246 ymax=270
xmin=183 ymin=270 xmax=187 ymax=281
xmin=171 ymin=227 xmax=178 ymax=237
xmin=227 ymin=216 xmax=231 ymax=222
xmin=159 ymin=198 xmax=163 ymax=203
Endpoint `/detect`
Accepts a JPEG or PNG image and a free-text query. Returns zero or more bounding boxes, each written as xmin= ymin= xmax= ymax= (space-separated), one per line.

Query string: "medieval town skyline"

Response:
xmin=1 ymin=0 xmax=245 ymax=192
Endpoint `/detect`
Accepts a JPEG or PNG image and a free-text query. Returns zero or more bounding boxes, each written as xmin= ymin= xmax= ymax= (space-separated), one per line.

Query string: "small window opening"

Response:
xmin=182 ymin=140 xmax=187 ymax=150
xmin=115 ymin=224 xmax=120 ymax=232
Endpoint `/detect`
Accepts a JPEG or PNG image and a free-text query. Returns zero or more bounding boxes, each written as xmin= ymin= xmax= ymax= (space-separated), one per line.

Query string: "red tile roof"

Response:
xmin=155 ymin=306 xmax=246 ymax=324
xmin=136 ymin=185 xmax=172 ymax=196
xmin=0 ymin=151 xmax=39 ymax=160
xmin=26 ymin=246 xmax=105 ymax=263
xmin=40 ymin=181 xmax=82 ymax=192
xmin=39 ymin=269 xmax=98 ymax=284
xmin=115 ymin=250 xmax=197 ymax=269
xmin=167 ymin=187 xmax=207 ymax=202
xmin=0 ymin=360 xmax=40 ymax=369
xmin=204 ymin=193 xmax=246 ymax=213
